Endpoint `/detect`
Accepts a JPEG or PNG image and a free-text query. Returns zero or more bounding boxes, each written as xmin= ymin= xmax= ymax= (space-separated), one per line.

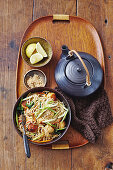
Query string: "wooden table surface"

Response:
xmin=0 ymin=0 xmax=113 ymax=170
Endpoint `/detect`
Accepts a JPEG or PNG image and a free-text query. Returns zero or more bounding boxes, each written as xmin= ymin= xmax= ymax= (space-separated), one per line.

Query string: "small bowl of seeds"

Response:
xmin=24 ymin=69 xmax=47 ymax=89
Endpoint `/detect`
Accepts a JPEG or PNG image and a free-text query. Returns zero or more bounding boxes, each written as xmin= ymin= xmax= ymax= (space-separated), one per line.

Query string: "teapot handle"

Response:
xmin=68 ymin=50 xmax=91 ymax=86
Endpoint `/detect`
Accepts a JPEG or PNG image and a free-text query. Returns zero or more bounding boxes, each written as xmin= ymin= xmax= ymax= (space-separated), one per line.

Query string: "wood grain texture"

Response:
xmin=71 ymin=1 xmax=113 ymax=170
xmin=0 ymin=0 xmax=33 ymax=170
xmin=33 ymin=0 xmax=76 ymax=19
xmin=77 ymin=0 xmax=113 ymax=80
xmin=0 ymin=0 xmax=113 ymax=169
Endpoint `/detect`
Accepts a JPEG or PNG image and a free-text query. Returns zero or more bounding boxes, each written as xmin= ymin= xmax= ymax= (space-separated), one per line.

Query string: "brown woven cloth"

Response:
xmin=55 ymin=87 xmax=113 ymax=143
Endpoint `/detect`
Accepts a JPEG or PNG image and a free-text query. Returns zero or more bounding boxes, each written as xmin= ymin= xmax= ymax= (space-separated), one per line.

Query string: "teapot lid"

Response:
xmin=55 ymin=46 xmax=103 ymax=97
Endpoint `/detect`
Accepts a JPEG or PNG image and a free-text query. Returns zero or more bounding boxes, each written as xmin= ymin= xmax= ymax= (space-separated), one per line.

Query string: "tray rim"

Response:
xmin=16 ymin=15 xmax=105 ymax=149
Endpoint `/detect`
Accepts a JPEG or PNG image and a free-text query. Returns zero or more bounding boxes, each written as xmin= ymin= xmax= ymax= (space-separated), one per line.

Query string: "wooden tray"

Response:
xmin=16 ymin=15 xmax=105 ymax=149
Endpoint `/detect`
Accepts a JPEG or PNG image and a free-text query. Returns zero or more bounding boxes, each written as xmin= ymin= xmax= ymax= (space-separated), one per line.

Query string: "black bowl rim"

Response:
xmin=21 ymin=37 xmax=53 ymax=67
xmin=13 ymin=87 xmax=71 ymax=146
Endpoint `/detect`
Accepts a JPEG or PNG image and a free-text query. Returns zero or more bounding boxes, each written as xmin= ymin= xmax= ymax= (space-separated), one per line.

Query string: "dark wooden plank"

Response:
xmin=2 ymin=0 xmax=113 ymax=169
xmin=76 ymin=0 xmax=113 ymax=81
xmin=0 ymin=0 xmax=33 ymax=71
xmin=0 ymin=0 xmax=33 ymax=169
xmin=25 ymin=146 xmax=71 ymax=170
xmin=72 ymin=1 xmax=113 ymax=169
xmin=33 ymin=0 xmax=76 ymax=19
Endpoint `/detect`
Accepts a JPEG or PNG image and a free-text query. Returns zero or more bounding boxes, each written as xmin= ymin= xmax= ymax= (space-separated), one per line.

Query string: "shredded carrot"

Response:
xmin=33 ymin=117 xmax=36 ymax=122
xmin=33 ymin=139 xmax=51 ymax=143
xmin=37 ymin=92 xmax=44 ymax=95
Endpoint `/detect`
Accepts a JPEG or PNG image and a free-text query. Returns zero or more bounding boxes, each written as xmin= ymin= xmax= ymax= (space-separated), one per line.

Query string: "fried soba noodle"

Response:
xmin=17 ymin=91 xmax=68 ymax=142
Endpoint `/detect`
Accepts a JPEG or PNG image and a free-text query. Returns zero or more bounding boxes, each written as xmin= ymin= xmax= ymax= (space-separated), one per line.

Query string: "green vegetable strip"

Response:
xmin=32 ymin=134 xmax=43 ymax=141
xmin=58 ymin=111 xmax=67 ymax=119
xmin=40 ymin=101 xmax=41 ymax=108
xmin=34 ymin=110 xmax=40 ymax=117
xmin=55 ymin=127 xmax=66 ymax=132
xmin=54 ymin=110 xmax=60 ymax=117
xmin=35 ymin=106 xmax=55 ymax=118
xmin=47 ymin=103 xmax=58 ymax=108
xmin=46 ymin=122 xmax=57 ymax=128
xmin=61 ymin=110 xmax=68 ymax=122
xmin=16 ymin=111 xmax=18 ymax=127
xmin=47 ymin=108 xmax=56 ymax=113
xmin=26 ymin=101 xmax=34 ymax=109
xmin=19 ymin=98 xmax=23 ymax=105
xmin=17 ymin=106 xmax=24 ymax=111
xmin=27 ymin=132 xmax=36 ymax=136
xmin=34 ymin=105 xmax=49 ymax=117
xmin=37 ymin=109 xmax=47 ymax=119
xmin=17 ymin=98 xmax=24 ymax=111
xmin=47 ymin=101 xmax=54 ymax=104
xmin=59 ymin=103 xmax=68 ymax=111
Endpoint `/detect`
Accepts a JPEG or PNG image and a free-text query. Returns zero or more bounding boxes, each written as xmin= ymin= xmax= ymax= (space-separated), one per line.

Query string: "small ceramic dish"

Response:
xmin=24 ymin=69 xmax=47 ymax=89
xmin=21 ymin=37 xmax=53 ymax=67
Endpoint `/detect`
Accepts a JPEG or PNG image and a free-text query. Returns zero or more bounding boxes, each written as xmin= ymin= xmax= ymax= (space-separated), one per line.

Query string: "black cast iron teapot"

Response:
xmin=55 ymin=45 xmax=103 ymax=97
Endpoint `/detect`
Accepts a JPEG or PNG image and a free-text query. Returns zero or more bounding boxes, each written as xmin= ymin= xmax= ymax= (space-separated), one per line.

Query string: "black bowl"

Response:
xmin=13 ymin=87 xmax=71 ymax=145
